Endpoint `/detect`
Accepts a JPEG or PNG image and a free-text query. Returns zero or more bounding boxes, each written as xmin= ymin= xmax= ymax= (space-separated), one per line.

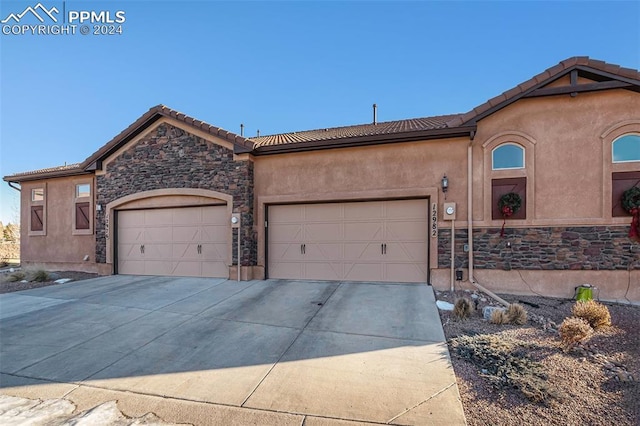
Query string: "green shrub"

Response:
xmin=506 ymin=303 xmax=528 ymax=325
xmin=30 ymin=269 xmax=49 ymax=282
xmin=453 ymin=297 xmax=473 ymax=320
xmin=572 ymin=300 xmax=611 ymax=330
xmin=558 ymin=317 xmax=593 ymax=351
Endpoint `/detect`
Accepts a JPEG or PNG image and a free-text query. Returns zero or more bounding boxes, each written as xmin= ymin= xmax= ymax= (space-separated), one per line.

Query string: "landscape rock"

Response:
xmin=482 ymin=305 xmax=505 ymax=320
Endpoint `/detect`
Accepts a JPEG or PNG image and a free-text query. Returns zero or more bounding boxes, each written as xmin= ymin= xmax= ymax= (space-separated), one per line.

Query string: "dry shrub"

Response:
xmin=490 ymin=309 xmax=508 ymax=325
xmin=558 ymin=317 xmax=593 ymax=351
xmin=449 ymin=334 xmax=561 ymax=404
xmin=506 ymin=303 xmax=528 ymax=325
xmin=6 ymin=271 xmax=26 ymax=282
xmin=29 ymin=269 xmax=49 ymax=282
xmin=453 ymin=297 xmax=473 ymax=320
xmin=572 ymin=300 xmax=611 ymax=330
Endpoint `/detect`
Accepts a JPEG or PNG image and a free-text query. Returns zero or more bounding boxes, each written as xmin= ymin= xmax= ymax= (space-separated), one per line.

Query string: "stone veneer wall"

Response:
xmin=95 ymin=123 xmax=255 ymax=266
xmin=438 ymin=226 xmax=640 ymax=270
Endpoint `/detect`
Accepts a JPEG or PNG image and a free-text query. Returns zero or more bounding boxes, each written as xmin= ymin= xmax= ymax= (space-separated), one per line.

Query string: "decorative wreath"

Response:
xmin=498 ymin=192 xmax=522 ymax=237
xmin=622 ymin=186 xmax=640 ymax=240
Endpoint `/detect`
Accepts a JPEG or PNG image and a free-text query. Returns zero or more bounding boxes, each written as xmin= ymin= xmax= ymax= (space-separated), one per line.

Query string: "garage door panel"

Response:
xmin=384 ymin=242 xmax=427 ymax=261
xmin=385 ymin=221 xmax=428 ymax=241
xmin=269 ymin=199 xmax=428 ymax=283
xmin=304 ymin=204 xmax=342 ymax=221
xmin=201 ymin=243 xmax=226 ymax=261
xmin=118 ymin=260 xmax=145 ymax=275
xmin=269 ymin=262 xmax=304 ymax=279
xmin=343 ymin=222 xmax=383 ymax=241
xmin=305 ymin=243 xmax=343 ymax=261
xmin=343 ymin=242 xmax=382 ymax=261
xmin=304 ymin=223 xmax=342 ymax=242
xmin=306 ymin=262 xmax=342 ymax=281
xmin=145 ymin=209 xmax=173 ymax=225
xmin=270 ymin=205 xmax=303 ymax=223
xmin=344 ymin=263 xmax=384 ymax=281
xmin=343 ymin=202 xmax=384 ymax=219
xmin=385 ymin=263 xmax=428 ymax=282
xmin=118 ymin=243 xmax=143 ymax=260
xmin=172 ymin=226 xmax=200 ymax=242
xmin=269 ymin=224 xmax=303 ymax=243
xmin=385 ymin=200 xmax=426 ymax=218
xmin=117 ymin=206 xmax=228 ymax=278
xmin=202 ymin=225 xmax=228 ymax=241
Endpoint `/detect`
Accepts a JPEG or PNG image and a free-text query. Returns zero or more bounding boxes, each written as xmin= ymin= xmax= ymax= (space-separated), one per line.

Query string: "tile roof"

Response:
xmin=4 ymin=163 xmax=85 ymax=181
xmin=446 ymin=56 xmax=640 ymax=127
xmin=249 ymin=114 xmax=461 ymax=147
xmin=81 ymin=104 xmax=255 ymax=169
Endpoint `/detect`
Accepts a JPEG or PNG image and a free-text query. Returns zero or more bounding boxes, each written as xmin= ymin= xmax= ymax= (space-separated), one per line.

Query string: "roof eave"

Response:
xmin=253 ymin=126 xmax=476 ymax=155
xmin=3 ymin=168 xmax=92 ymax=183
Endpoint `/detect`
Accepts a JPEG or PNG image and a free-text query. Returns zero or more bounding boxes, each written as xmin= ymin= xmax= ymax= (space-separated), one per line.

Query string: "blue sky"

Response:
xmin=1 ymin=0 xmax=639 ymax=224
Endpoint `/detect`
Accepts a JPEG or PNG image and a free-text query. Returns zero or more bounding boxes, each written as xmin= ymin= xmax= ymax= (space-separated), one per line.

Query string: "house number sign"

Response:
xmin=431 ymin=203 xmax=438 ymax=237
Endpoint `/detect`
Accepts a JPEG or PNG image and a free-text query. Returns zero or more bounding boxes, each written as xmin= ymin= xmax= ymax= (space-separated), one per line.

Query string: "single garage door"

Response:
xmin=268 ymin=199 xmax=428 ymax=282
xmin=117 ymin=206 xmax=228 ymax=278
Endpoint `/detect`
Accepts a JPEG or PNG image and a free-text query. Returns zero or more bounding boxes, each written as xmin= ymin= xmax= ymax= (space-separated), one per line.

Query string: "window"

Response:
xmin=30 ymin=206 xmax=44 ymax=231
xmin=612 ymin=134 xmax=640 ymax=163
xmin=492 ymin=177 xmax=527 ymax=220
xmin=75 ymin=202 xmax=91 ymax=229
xmin=29 ymin=186 xmax=46 ymax=235
xmin=32 ymin=188 xmax=44 ymax=201
xmin=492 ymin=143 xmax=524 ymax=170
xmin=73 ymin=182 xmax=93 ymax=234
xmin=76 ymin=183 xmax=91 ymax=198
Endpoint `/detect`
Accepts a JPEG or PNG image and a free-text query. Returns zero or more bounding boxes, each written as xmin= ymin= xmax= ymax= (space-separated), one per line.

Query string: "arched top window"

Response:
xmin=492 ymin=143 xmax=524 ymax=170
xmin=612 ymin=134 xmax=640 ymax=163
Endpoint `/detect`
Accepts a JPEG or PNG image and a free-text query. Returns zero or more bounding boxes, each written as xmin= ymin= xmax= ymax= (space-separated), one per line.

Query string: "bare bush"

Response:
xmin=453 ymin=297 xmax=473 ymax=320
xmin=572 ymin=300 xmax=611 ymax=330
xmin=558 ymin=317 xmax=593 ymax=351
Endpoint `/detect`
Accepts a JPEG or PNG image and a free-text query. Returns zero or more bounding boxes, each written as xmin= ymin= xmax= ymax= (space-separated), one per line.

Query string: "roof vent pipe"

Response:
xmin=257 ymin=129 xmax=260 ymax=137
xmin=373 ymin=103 xmax=377 ymax=125
xmin=240 ymin=123 xmax=244 ymax=137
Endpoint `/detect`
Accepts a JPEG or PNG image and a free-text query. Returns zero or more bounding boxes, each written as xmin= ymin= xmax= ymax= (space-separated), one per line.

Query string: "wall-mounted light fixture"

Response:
xmin=441 ymin=175 xmax=449 ymax=199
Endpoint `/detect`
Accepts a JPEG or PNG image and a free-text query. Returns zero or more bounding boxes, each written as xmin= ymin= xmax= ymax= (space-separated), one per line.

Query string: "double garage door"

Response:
xmin=117 ymin=206 xmax=228 ymax=278
xmin=268 ymin=199 xmax=429 ymax=283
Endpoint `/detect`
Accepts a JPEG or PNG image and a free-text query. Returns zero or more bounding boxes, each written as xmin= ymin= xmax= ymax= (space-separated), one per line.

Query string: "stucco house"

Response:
xmin=4 ymin=57 xmax=640 ymax=302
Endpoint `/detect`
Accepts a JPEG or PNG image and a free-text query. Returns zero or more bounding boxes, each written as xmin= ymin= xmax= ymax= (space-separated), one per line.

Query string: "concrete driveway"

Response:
xmin=0 ymin=276 xmax=466 ymax=425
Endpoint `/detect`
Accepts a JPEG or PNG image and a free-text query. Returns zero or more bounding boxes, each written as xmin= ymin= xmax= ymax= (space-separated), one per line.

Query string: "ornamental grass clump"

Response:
xmin=453 ymin=297 xmax=473 ymax=320
xmin=572 ymin=300 xmax=611 ymax=330
xmin=506 ymin=303 xmax=528 ymax=325
xmin=558 ymin=317 xmax=593 ymax=352
xmin=6 ymin=271 xmax=26 ymax=282
xmin=490 ymin=309 xmax=508 ymax=325
xmin=29 ymin=269 xmax=49 ymax=282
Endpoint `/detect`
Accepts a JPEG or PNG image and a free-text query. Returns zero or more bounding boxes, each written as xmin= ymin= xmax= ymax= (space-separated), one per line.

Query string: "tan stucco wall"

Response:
xmin=20 ymin=176 xmax=97 ymax=270
xmin=472 ymin=88 xmax=640 ymax=226
xmin=253 ymin=137 xmax=471 ymax=270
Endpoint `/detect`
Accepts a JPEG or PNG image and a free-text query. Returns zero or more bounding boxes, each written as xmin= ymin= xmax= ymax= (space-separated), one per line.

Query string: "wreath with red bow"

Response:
xmin=622 ymin=186 xmax=640 ymax=240
xmin=498 ymin=192 xmax=522 ymax=237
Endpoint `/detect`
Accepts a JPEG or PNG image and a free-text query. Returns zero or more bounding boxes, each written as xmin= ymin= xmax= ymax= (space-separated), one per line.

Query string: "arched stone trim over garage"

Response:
xmin=103 ymin=188 xmax=233 ymax=268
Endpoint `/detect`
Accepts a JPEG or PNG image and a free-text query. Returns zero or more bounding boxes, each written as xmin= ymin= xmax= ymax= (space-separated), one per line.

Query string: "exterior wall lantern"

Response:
xmin=441 ymin=175 xmax=449 ymax=199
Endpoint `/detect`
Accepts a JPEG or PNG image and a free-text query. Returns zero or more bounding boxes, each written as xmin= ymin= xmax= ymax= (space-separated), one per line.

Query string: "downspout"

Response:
xmin=8 ymin=181 xmax=21 ymax=191
xmin=467 ymin=134 xmax=510 ymax=307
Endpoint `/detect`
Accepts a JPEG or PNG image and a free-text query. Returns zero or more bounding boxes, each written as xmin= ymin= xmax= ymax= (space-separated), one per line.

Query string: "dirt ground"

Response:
xmin=437 ymin=289 xmax=639 ymax=426
xmin=0 ymin=270 xmax=99 ymax=294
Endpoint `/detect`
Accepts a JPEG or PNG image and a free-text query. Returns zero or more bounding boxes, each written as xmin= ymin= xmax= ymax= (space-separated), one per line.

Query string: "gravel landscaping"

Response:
xmin=437 ymin=289 xmax=639 ymax=426
xmin=0 ymin=270 xmax=99 ymax=293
